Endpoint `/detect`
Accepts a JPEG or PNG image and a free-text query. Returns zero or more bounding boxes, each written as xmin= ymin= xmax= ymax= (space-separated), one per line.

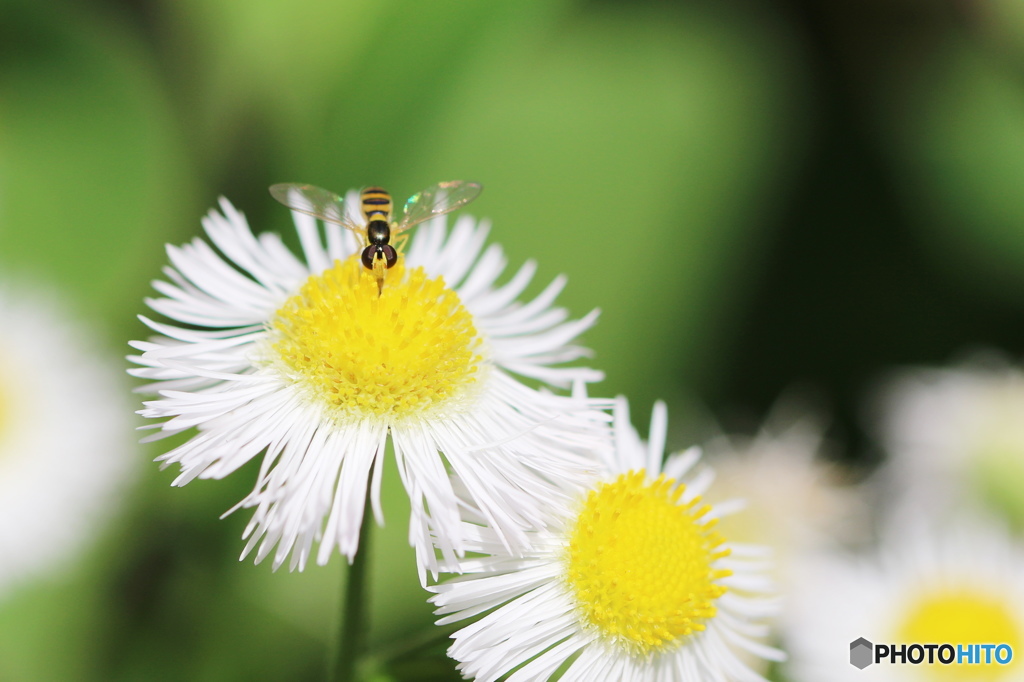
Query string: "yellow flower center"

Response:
xmin=898 ymin=589 xmax=1021 ymax=680
xmin=564 ymin=470 xmax=731 ymax=655
xmin=267 ymin=256 xmax=485 ymax=422
xmin=970 ymin=385 xmax=1024 ymax=527
xmin=0 ymin=361 xmax=9 ymax=447
xmin=973 ymin=446 xmax=1024 ymax=530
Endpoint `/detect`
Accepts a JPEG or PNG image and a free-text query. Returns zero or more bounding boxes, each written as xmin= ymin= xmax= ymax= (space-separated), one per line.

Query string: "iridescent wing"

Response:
xmin=269 ymin=183 xmax=364 ymax=236
xmin=395 ymin=180 xmax=483 ymax=234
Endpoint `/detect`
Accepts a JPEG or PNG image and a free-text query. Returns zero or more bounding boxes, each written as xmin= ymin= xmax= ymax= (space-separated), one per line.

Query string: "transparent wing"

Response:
xmin=396 ymin=180 xmax=483 ymax=233
xmin=269 ymin=183 xmax=364 ymax=235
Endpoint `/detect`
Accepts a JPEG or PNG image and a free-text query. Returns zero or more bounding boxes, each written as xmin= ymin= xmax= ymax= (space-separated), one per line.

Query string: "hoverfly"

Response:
xmin=269 ymin=181 xmax=483 ymax=293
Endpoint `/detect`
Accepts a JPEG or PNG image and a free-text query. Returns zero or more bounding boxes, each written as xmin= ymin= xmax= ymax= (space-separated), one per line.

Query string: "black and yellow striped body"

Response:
xmin=269 ymin=179 xmax=482 ymax=294
xmin=358 ymin=187 xmax=398 ymax=277
xmin=360 ymin=187 xmax=393 ymax=224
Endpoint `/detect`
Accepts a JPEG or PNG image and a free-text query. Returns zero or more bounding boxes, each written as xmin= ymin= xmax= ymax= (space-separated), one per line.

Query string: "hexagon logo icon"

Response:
xmin=850 ymin=637 xmax=874 ymax=669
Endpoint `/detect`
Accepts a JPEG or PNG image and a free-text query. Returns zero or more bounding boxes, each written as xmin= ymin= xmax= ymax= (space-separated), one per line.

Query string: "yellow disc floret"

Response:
xmin=268 ymin=256 xmax=485 ymax=422
xmin=0 ymin=362 xmax=9 ymax=446
xmin=565 ymin=470 xmax=732 ymax=655
xmin=899 ymin=589 xmax=1021 ymax=680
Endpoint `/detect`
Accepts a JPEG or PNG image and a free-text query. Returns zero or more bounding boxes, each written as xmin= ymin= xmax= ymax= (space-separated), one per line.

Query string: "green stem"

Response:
xmin=330 ymin=495 xmax=374 ymax=682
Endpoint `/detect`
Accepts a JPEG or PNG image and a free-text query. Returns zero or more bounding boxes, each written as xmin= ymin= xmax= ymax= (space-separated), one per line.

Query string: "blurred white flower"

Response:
xmin=703 ymin=405 xmax=867 ymax=582
xmin=784 ymin=516 xmax=1024 ymax=681
xmin=430 ymin=398 xmax=782 ymax=682
xmin=872 ymin=358 xmax=1024 ymax=524
xmin=701 ymin=405 xmax=866 ymax=677
xmin=130 ymin=196 xmax=608 ymax=576
xmin=0 ymin=283 xmax=135 ymax=596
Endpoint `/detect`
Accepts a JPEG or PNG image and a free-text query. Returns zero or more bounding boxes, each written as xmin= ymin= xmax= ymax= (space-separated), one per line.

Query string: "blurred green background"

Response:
xmin=3 ymin=0 xmax=1024 ymax=679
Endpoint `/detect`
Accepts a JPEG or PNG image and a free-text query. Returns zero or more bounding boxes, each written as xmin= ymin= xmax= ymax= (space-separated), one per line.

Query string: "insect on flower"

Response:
xmin=270 ymin=181 xmax=483 ymax=293
xmin=131 ymin=180 xmax=607 ymax=577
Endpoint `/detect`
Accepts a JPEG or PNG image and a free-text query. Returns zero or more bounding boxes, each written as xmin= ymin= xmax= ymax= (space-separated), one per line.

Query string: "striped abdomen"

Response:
xmin=360 ymin=187 xmax=393 ymax=224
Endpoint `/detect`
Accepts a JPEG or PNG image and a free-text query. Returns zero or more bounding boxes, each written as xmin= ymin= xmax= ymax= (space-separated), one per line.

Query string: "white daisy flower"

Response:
xmin=784 ymin=517 xmax=1024 ymax=681
xmin=872 ymin=357 xmax=1024 ymax=523
xmin=0 ymin=283 xmax=135 ymax=595
xmin=430 ymin=398 xmax=783 ymax=682
xmin=129 ymin=191 xmax=607 ymax=576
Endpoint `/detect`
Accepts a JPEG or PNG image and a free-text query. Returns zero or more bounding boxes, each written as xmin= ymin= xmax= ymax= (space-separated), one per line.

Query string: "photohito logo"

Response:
xmin=850 ymin=637 xmax=1014 ymax=669
xmin=850 ymin=638 xmax=873 ymax=670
